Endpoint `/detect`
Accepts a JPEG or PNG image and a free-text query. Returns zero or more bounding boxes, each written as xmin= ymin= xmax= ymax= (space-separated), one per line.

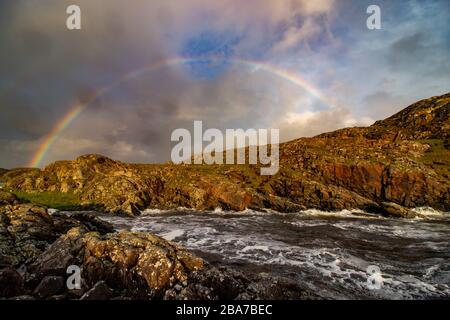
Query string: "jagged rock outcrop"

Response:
xmin=367 ymin=93 xmax=450 ymax=141
xmin=28 ymin=227 xmax=204 ymax=298
xmin=2 ymin=93 xmax=449 ymax=216
xmin=0 ymin=202 xmax=114 ymax=268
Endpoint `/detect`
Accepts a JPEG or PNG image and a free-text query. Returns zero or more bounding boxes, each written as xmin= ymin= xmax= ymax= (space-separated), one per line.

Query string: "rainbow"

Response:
xmin=29 ymin=57 xmax=335 ymax=168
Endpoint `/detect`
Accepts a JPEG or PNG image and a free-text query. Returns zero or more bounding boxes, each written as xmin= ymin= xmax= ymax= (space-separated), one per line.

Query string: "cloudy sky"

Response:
xmin=0 ymin=0 xmax=449 ymax=168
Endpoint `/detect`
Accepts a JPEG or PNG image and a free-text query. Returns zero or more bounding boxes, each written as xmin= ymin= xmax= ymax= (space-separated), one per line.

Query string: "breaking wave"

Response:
xmin=99 ymin=207 xmax=450 ymax=299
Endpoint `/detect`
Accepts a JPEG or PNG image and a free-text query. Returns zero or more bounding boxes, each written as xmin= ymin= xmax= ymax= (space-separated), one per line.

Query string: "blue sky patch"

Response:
xmin=181 ymin=31 xmax=242 ymax=79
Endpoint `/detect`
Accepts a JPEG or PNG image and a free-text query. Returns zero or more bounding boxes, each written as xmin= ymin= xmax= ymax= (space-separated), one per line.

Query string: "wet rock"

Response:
xmin=0 ymin=204 xmax=114 ymax=274
xmin=8 ymin=295 xmax=35 ymax=300
xmin=0 ymin=204 xmax=62 ymax=267
xmin=110 ymin=296 xmax=132 ymax=300
xmin=164 ymin=265 xmax=313 ymax=300
xmin=0 ymin=255 xmax=15 ymax=267
xmin=48 ymin=294 xmax=67 ymax=300
xmin=173 ymin=284 xmax=182 ymax=292
xmin=242 ymin=274 xmax=315 ymax=300
xmin=33 ymin=276 xmax=65 ymax=298
xmin=67 ymin=212 xmax=115 ymax=234
xmin=381 ymin=202 xmax=411 ymax=218
xmin=80 ymin=281 xmax=113 ymax=300
xmin=29 ymin=228 xmax=84 ymax=277
xmin=31 ymin=227 xmax=204 ymax=298
xmin=0 ymin=267 xmax=25 ymax=297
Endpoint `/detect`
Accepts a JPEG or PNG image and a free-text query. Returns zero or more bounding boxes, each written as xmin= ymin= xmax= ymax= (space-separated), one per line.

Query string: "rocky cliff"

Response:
xmin=3 ymin=93 xmax=449 ymax=216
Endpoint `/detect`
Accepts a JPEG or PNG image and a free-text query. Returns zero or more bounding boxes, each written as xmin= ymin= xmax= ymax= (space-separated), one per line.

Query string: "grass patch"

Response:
xmin=11 ymin=190 xmax=86 ymax=210
xmin=417 ymin=139 xmax=450 ymax=178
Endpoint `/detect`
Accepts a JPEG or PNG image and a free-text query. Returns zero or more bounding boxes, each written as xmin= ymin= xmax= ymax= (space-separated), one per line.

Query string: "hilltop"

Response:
xmin=3 ymin=93 xmax=449 ymax=217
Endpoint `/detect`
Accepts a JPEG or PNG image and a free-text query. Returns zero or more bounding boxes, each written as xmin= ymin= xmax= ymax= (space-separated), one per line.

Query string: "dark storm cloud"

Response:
xmin=387 ymin=33 xmax=429 ymax=71
xmin=0 ymin=0 xmax=449 ymax=168
xmin=0 ymin=0 xmax=176 ymax=167
xmin=0 ymin=92 xmax=42 ymax=139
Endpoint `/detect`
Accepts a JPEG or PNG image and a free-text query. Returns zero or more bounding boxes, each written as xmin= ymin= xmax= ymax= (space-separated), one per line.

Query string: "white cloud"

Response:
xmin=275 ymin=108 xmax=374 ymax=142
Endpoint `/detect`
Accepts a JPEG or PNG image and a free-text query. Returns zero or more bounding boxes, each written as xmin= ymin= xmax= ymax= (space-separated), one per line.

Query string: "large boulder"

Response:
xmin=80 ymin=281 xmax=113 ymax=300
xmin=0 ymin=267 xmax=25 ymax=297
xmin=0 ymin=204 xmax=114 ymax=268
xmin=30 ymin=227 xmax=204 ymax=298
xmin=33 ymin=276 xmax=65 ymax=298
xmin=381 ymin=202 xmax=413 ymax=218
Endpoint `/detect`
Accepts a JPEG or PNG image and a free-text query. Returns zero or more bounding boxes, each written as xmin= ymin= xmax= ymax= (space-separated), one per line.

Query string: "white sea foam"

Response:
xmin=47 ymin=208 xmax=59 ymax=215
xmin=141 ymin=208 xmax=167 ymax=215
xmin=411 ymin=207 xmax=448 ymax=219
xmin=240 ymin=245 xmax=270 ymax=253
xmin=140 ymin=206 xmax=199 ymax=215
xmin=161 ymin=229 xmax=185 ymax=241
xmin=298 ymin=208 xmax=380 ymax=219
xmin=424 ymin=264 xmax=441 ymax=279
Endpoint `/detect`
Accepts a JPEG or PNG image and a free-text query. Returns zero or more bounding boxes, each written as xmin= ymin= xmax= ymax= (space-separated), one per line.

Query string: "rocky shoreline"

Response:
xmin=0 ymin=191 xmax=314 ymax=300
xmin=1 ymin=94 xmax=448 ymax=217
